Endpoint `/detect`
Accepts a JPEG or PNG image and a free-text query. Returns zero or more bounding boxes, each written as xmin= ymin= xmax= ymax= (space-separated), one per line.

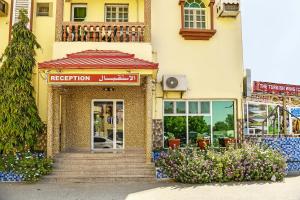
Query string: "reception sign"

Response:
xmin=253 ymin=81 xmax=300 ymax=96
xmin=48 ymin=74 xmax=140 ymax=85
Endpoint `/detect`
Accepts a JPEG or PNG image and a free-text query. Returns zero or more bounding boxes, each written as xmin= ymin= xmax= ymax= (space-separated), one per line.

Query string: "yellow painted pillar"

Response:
xmin=60 ymin=91 xmax=67 ymax=151
xmin=145 ymin=76 xmax=153 ymax=163
xmin=53 ymin=88 xmax=61 ymax=155
xmin=47 ymin=86 xmax=54 ymax=158
xmin=144 ymin=0 xmax=151 ymax=42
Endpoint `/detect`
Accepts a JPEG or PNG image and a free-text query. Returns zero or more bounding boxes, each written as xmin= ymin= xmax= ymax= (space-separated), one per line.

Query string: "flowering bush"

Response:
xmin=157 ymin=144 xmax=286 ymax=184
xmin=0 ymin=151 xmax=53 ymax=182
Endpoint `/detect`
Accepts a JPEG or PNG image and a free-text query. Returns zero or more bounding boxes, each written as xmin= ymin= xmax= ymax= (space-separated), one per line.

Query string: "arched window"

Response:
xmin=179 ymin=0 xmax=216 ymax=40
xmin=184 ymin=0 xmax=206 ymax=29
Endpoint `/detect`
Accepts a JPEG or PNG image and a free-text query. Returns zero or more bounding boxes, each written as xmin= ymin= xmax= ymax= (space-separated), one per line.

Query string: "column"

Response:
xmin=47 ymin=86 xmax=54 ymax=158
xmin=53 ymin=88 xmax=61 ymax=154
xmin=55 ymin=0 xmax=64 ymax=41
xmin=145 ymin=76 xmax=153 ymax=163
xmin=144 ymin=0 xmax=151 ymax=42
xmin=60 ymin=92 xmax=67 ymax=151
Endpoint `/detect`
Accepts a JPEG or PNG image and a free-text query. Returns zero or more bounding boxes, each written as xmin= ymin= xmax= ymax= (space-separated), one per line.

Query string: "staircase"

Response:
xmin=43 ymin=151 xmax=156 ymax=183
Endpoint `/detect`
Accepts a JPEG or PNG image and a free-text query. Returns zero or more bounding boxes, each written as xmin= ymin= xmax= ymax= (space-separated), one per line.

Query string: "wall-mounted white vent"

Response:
xmin=0 ymin=0 xmax=8 ymax=17
xmin=217 ymin=0 xmax=240 ymax=18
xmin=12 ymin=0 xmax=31 ymax=26
xmin=163 ymin=75 xmax=188 ymax=92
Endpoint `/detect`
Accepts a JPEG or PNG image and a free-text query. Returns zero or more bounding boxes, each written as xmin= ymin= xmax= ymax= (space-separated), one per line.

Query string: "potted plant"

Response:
xmin=167 ymin=133 xmax=180 ymax=149
xmin=196 ymin=133 xmax=210 ymax=150
xmin=219 ymin=132 xmax=236 ymax=147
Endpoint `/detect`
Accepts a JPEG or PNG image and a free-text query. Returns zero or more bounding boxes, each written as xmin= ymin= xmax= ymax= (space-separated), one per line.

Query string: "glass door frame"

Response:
xmin=91 ymin=99 xmax=125 ymax=151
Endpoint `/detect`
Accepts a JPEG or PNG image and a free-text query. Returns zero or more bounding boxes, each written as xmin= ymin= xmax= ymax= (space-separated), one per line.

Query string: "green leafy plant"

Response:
xmin=167 ymin=133 xmax=175 ymax=140
xmin=196 ymin=133 xmax=208 ymax=141
xmin=0 ymin=10 xmax=44 ymax=154
xmin=157 ymin=144 xmax=287 ymax=184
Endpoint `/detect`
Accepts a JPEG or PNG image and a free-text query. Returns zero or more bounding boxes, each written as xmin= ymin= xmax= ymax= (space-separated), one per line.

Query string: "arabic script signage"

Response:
xmin=48 ymin=74 xmax=140 ymax=85
xmin=253 ymin=81 xmax=300 ymax=97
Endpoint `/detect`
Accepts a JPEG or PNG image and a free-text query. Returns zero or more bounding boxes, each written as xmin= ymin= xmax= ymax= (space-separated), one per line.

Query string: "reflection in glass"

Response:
xmin=93 ymin=101 xmax=113 ymax=149
xmin=164 ymin=101 xmax=174 ymax=114
xmin=116 ymin=101 xmax=124 ymax=149
xmin=164 ymin=116 xmax=187 ymax=147
xmin=188 ymin=116 xmax=211 ymax=144
xmin=212 ymin=101 xmax=235 ymax=147
xmin=200 ymin=101 xmax=210 ymax=114
xmin=189 ymin=101 xmax=198 ymax=114
xmin=176 ymin=102 xmax=186 ymax=114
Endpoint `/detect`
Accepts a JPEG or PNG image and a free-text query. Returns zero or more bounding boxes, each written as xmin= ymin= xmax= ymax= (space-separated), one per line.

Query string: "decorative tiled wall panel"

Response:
xmin=263 ymin=137 xmax=300 ymax=172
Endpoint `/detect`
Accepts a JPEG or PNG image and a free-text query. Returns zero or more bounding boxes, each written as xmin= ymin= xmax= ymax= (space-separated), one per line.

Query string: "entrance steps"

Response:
xmin=43 ymin=151 xmax=156 ymax=183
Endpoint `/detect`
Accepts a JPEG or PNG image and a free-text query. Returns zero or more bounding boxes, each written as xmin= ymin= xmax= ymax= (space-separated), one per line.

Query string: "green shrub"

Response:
xmin=0 ymin=152 xmax=53 ymax=182
xmin=157 ymin=144 xmax=286 ymax=184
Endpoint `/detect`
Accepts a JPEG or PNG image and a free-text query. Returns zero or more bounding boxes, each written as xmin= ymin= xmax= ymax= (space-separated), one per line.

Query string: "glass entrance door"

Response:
xmin=92 ymin=100 xmax=124 ymax=150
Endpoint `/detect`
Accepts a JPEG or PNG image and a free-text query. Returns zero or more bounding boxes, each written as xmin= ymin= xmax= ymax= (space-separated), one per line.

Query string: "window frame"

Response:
xmin=183 ymin=1 xmax=206 ymax=29
xmin=71 ymin=4 xmax=87 ymax=22
xmin=163 ymin=99 xmax=236 ymax=148
xmin=104 ymin=4 xmax=129 ymax=23
xmin=36 ymin=3 xmax=52 ymax=17
xmin=179 ymin=0 xmax=216 ymax=40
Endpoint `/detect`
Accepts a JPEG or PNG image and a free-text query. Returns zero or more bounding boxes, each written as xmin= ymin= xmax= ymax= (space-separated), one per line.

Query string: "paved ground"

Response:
xmin=1 ymin=176 xmax=300 ymax=200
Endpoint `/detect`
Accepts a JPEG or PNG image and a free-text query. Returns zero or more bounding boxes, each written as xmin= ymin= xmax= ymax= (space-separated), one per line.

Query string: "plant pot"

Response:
xmin=224 ymin=138 xmax=235 ymax=147
xmin=197 ymin=139 xmax=210 ymax=150
xmin=168 ymin=139 xmax=180 ymax=149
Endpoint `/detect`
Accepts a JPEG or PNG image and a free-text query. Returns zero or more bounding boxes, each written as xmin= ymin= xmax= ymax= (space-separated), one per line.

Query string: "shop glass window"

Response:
xmin=200 ymin=101 xmax=210 ymax=114
xmin=72 ymin=4 xmax=87 ymax=22
xmin=188 ymin=116 xmax=211 ymax=144
xmin=105 ymin=4 xmax=129 ymax=22
xmin=163 ymin=100 xmax=236 ymax=148
xmin=184 ymin=0 xmax=206 ymax=29
xmin=176 ymin=101 xmax=186 ymax=114
xmin=189 ymin=101 xmax=198 ymax=114
xmin=164 ymin=116 xmax=187 ymax=147
xmin=212 ymin=101 xmax=235 ymax=146
xmin=164 ymin=101 xmax=174 ymax=114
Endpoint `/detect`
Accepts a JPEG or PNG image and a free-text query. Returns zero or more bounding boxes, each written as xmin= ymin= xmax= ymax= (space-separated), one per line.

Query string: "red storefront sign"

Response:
xmin=48 ymin=74 xmax=140 ymax=85
xmin=253 ymin=81 xmax=300 ymax=96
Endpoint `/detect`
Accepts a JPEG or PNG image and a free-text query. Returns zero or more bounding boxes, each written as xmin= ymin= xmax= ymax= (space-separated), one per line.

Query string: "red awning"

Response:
xmin=38 ymin=50 xmax=158 ymax=70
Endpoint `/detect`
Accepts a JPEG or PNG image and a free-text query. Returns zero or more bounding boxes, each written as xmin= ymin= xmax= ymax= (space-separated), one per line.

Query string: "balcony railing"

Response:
xmin=61 ymin=22 xmax=146 ymax=42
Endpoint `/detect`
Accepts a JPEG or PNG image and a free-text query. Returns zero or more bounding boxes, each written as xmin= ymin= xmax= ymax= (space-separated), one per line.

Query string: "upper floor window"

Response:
xmin=71 ymin=4 xmax=87 ymax=22
xmin=36 ymin=3 xmax=52 ymax=17
xmin=179 ymin=0 xmax=216 ymax=40
xmin=184 ymin=0 xmax=206 ymax=29
xmin=105 ymin=4 xmax=129 ymax=22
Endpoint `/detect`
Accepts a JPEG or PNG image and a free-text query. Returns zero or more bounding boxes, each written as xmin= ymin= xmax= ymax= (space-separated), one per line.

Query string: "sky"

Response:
xmin=241 ymin=0 xmax=300 ymax=85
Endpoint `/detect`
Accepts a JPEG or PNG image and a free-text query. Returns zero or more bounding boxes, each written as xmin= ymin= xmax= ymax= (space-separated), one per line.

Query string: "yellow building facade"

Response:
xmin=0 ymin=0 xmax=243 ymax=160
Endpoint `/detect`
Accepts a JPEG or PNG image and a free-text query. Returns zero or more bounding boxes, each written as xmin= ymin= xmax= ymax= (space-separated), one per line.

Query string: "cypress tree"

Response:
xmin=0 ymin=10 xmax=44 ymax=154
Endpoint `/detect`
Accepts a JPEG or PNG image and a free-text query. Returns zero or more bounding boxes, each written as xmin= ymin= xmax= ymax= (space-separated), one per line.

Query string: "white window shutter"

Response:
xmin=12 ymin=0 xmax=32 ymax=26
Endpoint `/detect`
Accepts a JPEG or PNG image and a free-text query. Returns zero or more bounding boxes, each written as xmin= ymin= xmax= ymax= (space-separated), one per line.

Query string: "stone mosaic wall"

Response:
xmin=263 ymin=137 xmax=300 ymax=172
xmin=152 ymin=119 xmax=163 ymax=149
xmin=0 ymin=172 xmax=23 ymax=182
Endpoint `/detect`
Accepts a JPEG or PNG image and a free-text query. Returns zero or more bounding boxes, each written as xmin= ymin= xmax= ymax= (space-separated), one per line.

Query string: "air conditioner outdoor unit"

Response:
xmin=0 ymin=0 xmax=8 ymax=17
xmin=217 ymin=0 xmax=240 ymax=18
xmin=163 ymin=75 xmax=188 ymax=92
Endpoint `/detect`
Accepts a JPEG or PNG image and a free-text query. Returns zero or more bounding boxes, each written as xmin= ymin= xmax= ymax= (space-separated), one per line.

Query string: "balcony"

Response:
xmin=55 ymin=0 xmax=151 ymax=43
xmin=61 ymin=22 xmax=146 ymax=42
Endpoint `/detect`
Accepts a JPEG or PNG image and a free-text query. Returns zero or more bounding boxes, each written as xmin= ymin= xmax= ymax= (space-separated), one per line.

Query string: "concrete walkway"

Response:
xmin=1 ymin=176 xmax=300 ymax=200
